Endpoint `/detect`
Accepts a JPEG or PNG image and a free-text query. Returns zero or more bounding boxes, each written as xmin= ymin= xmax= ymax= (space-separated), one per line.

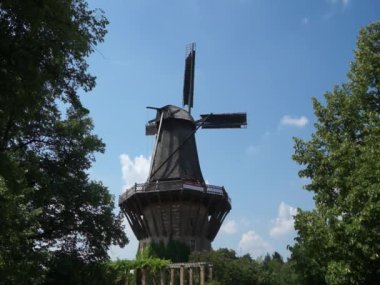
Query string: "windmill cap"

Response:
xmin=156 ymin=105 xmax=195 ymax=122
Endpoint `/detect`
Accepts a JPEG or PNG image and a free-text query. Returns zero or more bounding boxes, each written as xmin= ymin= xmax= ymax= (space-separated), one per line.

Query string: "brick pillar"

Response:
xmin=189 ymin=268 xmax=193 ymax=285
xmin=200 ymin=265 xmax=205 ymax=285
xmin=180 ymin=266 xmax=184 ymax=285
xmin=170 ymin=268 xmax=175 ymax=285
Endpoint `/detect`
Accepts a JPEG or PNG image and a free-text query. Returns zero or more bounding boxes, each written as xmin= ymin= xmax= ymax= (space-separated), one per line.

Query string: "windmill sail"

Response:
xmin=183 ymin=43 xmax=196 ymax=111
xmin=199 ymin=113 xmax=247 ymax=129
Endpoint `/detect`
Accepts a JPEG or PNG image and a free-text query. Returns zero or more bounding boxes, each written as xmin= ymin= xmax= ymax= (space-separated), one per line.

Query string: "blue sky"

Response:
xmin=83 ymin=0 xmax=379 ymax=259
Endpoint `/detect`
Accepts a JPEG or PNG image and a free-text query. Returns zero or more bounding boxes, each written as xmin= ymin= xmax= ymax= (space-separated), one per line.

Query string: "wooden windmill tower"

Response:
xmin=119 ymin=43 xmax=247 ymax=254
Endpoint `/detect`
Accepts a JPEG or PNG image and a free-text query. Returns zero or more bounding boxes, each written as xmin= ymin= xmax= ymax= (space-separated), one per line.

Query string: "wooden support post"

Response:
xmin=208 ymin=265 xmax=213 ymax=281
xmin=200 ymin=265 xmax=205 ymax=285
xmin=141 ymin=268 xmax=147 ymax=285
xmin=189 ymin=267 xmax=193 ymax=285
xmin=160 ymin=269 xmax=166 ymax=285
xmin=180 ymin=266 xmax=184 ymax=285
xmin=170 ymin=268 xmax=175 ymax=285
xmin=136 ymin=268 xmax=141 ymax=285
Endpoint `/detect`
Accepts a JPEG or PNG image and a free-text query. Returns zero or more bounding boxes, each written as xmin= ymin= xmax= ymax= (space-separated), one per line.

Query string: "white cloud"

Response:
xmin=221 ymin=220 xmax=238 ymax=235
xmin=270 ymin=202 xmax=297 ymax=238
xmin=240 ymin=217 xmax=251 ymax=227
xmin=301 ymin=17 xmax=309 ymax=25
xmin=280 ymin=115 xmax=308 ymax=128
xmin=239 ymin=230 xmax=273 ymax=258
xmin=113 ymin=154 xmax=151 ymax=259
xmin=120 ymin=154 xmax=151 ymax=191
xmin=109 ymin=218 xmax=139 ymax=260
xmin=246 ymin=145 xmax=260 ymax=155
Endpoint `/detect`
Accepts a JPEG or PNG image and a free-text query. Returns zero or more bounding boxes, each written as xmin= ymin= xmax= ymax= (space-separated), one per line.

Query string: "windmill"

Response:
xmin=119 ymin=43 xmax=247 ymax=254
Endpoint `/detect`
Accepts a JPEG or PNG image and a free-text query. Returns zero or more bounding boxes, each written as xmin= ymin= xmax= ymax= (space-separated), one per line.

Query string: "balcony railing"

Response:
xmin=119 ymin=179 xmax=231 ymax=204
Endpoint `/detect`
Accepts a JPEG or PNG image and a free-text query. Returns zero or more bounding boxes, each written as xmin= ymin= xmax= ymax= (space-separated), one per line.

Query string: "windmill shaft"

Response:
xmin=149 ymin=114 xmax=205 ymax=180
xmin=149 ymin=106 xmax=204 ymax=182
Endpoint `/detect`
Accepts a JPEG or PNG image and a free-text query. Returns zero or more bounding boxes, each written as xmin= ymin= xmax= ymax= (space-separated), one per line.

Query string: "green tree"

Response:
xmin=257 ymin=252 xmax=298 ymax=285
xmin=0 ymin=175 xmax=46 ymax=283
xmin=190 ymin=249 xmax=299 ymax=285
xmin=139 ymin=240 xmax=191 ymax=262
xmin=0 ymin=0 xmax=127 ymax=282
xmin=190 ymin=248 xmax=260 ymax=285
xmin=103 ymin=258 xmax=170 ymax=285
xmin=290 ymin=21 xmax=380 ymax=285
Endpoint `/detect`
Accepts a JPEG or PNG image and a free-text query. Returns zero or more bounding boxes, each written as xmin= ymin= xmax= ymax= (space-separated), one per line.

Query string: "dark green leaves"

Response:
xmin=291 ymin=21 xmax=380 ymax=285
xmin=0 ymin=1 xmax=126 ymax=283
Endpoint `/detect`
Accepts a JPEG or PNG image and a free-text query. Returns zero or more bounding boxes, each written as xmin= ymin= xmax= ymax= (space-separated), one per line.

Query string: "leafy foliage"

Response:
xmin=44 ymin=253 xmax=114 ymax=285
xmin=0 ymin=175 xmax=46 ymax=283
xmin=258 ymin=252 xmax=298 ymax=285
xmin=0 ymin=0 xmax=127 ymax=282
xmin=191 ymin=249 xmax=254 ymax=285
xmin=76 ymin=250 xmax=297 ymax=284
xmin=138 ymin=240 xmax=191 ymax=262
xmin=190 ymin=249 xmax=298 ymax=285
xmin=105 ymin=258 xmax=170 ymax=285
xmin=290 ymin=21 xmax=380 ymax=285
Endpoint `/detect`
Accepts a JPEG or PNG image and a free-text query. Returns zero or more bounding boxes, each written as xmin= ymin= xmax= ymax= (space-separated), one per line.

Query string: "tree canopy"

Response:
xmin=290 ymin=21 xmax=380 ymax=285
xmin=0 ymin=0 xmax=127 ymax=283
xmin=190 ymin=249 xmax=297 ymax=285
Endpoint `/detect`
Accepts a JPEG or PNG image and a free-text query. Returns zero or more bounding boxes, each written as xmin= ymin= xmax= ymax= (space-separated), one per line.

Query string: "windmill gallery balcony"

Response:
xmin=119 ymin=180 xmax=231 ymax=204
xmin=119 ymin=180 xmax=231 ymax=251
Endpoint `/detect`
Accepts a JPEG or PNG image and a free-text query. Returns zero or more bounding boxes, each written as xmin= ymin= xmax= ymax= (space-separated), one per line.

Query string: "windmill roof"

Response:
xmin=158 ymin=105 xmax=194 ymax=122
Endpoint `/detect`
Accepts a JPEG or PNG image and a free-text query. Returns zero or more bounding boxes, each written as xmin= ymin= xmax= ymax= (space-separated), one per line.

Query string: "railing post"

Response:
xmin=180 ymin=265 xmax=184 ymax=285
xmin=200 ymin=265 xmax=205 ymax=285
xmin=208 ymin=265 xmax=213 ymax=281
xmin=160 ymin=269 xmax=166 ymax=285
xmin=189 ymin=267 xmax=193 ymax=285
xmin=141 ymin=268 xmax=146 ymax=285
xmin=170 ymin=268 xmax=175 ymax=285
